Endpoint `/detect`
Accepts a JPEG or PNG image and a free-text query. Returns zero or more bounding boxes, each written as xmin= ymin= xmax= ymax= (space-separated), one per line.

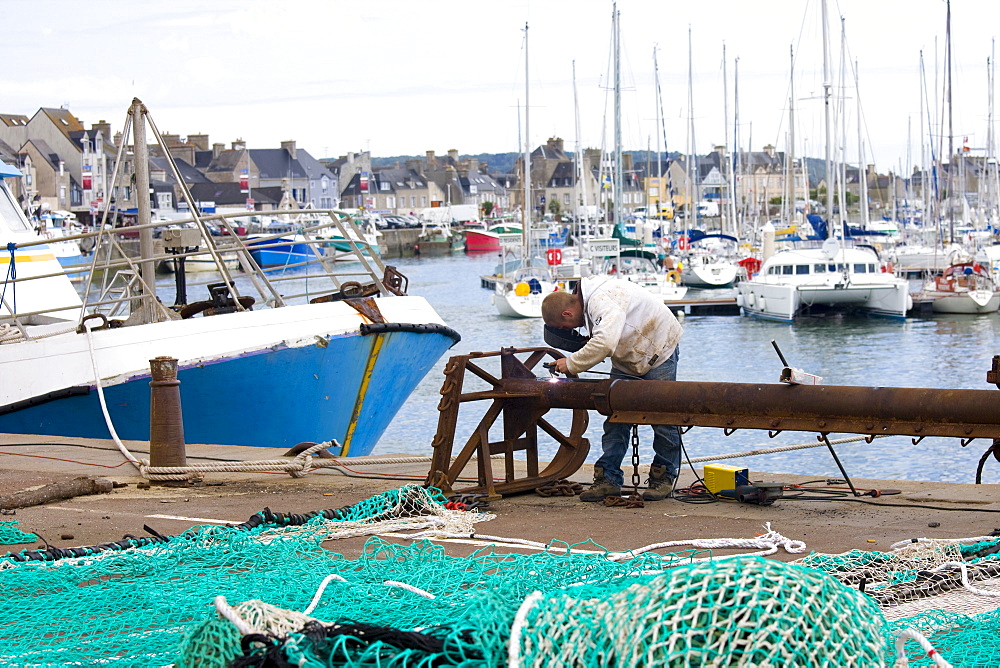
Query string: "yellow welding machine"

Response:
xmin=704 ymin=464 xmax=750 ymax=494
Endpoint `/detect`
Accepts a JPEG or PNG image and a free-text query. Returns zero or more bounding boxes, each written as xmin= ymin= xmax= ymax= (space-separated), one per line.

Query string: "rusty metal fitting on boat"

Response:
xmin=988 ymin=355 xmax=1000 ymax=389
xmin=148 ymin=356 xmax=188 ymax=480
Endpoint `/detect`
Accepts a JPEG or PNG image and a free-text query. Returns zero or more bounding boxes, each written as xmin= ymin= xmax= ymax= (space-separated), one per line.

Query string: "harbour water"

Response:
xmin=372 ymin=253 xmax=1000 ymax=485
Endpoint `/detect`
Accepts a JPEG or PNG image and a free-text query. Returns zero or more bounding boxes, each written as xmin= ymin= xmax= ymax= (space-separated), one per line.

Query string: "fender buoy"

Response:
xmin=514 ymin=281 xmax=531 ymax=296
xmin=546 ymin=248 xmax=562 ymax=265
xmin=678 ymin=236 xmax=690 ymax=251
xmin=666 ymin=270 xmax=681 ymax=284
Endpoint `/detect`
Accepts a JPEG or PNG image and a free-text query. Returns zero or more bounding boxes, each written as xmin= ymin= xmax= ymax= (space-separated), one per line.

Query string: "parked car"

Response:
xmin=382 ymin=215 xmax=408 ymax=229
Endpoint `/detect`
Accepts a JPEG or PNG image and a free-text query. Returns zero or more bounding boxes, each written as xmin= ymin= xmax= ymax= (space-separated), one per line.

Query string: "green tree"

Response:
xmin=547 ymin=199 xmax=562 ymax=219
xmin=482 ymin=201 xmax=495 ymax=217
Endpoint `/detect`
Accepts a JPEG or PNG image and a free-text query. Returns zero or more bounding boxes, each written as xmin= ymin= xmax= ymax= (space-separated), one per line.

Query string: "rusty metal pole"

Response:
xmin=427 ymin=349 xmax=1000 ymax=498
xmin=148 ymin=356 xmax=187 ymax=471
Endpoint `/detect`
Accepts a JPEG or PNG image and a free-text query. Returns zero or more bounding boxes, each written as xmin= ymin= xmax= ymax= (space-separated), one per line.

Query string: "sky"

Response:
xmin=6 ymin=0 xmax=999 ymax=174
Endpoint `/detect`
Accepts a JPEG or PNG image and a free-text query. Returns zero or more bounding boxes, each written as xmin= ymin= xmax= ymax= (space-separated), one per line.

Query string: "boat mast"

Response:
xmin=991 ymin=41 xmax=1000 ymax=223
xmin=573 ymin=59 xmax=583 ymax=241
xmin=131 ymin=98 xmax=158 ymax=323
xmin=723 ymin=43 xmax=736 ymax=237
xmin=523 ymin=21 xmax=531 ymax=258
xmin=655 ymin=46 xmax=668 ymax=235
xmin=687 ymin=25 xmax=699 ymax=230
xmin=837 ymin=17 xmax=848 ymax=234
xmin=946 ymin=0 xmax=954 ymax=244
xmin=856 ymin=58 xmax=870 ymax=230
xmin=821 ymin=0 xmax=834 ymax=238
xmin=788 ymin=44 xmax=796 ymax=229
xmin=612 ymin=3 xmax=623 ymax=235
xmin=734 ymin=57 xmax=741 ymax=235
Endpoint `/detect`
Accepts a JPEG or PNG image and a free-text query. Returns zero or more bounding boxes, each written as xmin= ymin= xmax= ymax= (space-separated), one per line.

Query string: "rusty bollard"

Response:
xmin=149 ymin=356 xmax=187 ymax=476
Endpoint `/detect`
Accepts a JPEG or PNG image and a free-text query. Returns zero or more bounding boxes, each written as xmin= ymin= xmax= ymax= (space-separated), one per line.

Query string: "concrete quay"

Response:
xmin=3 ymin=432 xmax=1000 ymax=562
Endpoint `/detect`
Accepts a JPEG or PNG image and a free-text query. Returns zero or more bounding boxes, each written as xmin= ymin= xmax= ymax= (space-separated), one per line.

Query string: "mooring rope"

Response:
xmin=686 ymin=433 xmax=886 ymax=464
xmin=83 ymin=319 xmax=143 ymax=473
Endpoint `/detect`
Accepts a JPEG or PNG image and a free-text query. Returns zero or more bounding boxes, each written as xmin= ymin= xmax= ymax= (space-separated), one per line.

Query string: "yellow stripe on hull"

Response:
xmin=0 ymin=253 xmax=58 ymax=263
xmin=341 ymin=333 xmax=386 ymax=456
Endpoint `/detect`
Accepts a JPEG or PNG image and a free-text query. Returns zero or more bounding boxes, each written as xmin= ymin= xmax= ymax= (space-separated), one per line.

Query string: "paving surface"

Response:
xmin=3 ymin=432 xmax=1000 ymax=561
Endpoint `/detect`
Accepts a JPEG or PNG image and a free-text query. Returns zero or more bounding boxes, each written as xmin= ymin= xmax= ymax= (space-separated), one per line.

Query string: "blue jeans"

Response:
xmin=596 ymin=346 xmax=682 ymax=488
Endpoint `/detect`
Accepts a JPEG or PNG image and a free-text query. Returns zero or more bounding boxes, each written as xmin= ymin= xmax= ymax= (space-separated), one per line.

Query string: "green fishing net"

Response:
xmin=2 ymin=484 xmax=1000 ymax=667
xmin=0 ymin=520 xmax=36 ymax=545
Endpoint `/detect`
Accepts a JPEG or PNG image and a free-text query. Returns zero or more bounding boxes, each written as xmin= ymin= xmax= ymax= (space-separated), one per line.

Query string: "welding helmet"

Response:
xmin=543 ymin=325 xmax=590 ymax=352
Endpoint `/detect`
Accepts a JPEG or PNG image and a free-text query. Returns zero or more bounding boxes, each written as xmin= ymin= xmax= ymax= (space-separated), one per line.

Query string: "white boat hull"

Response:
xmin=928 ymin=290 xmax=1000 ymax=314
xmin=681 ymin=261 xmax=738 ymax=288
xmin=736 ymin=245 xmax=912 ymax=321
xmin=0 ymin=296 xmax=456 ymax=453
xmin=493 ymin=279 xmax=554 ymax=318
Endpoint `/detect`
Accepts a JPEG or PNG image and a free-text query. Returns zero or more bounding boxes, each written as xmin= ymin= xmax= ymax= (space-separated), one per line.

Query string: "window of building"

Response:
xmin=564 ymin=193 xmax=570 ymax=205
xmin=380 ymin=182 xmax=390 ymax=191
xmin=421 ymin=196 xmax=427 ymax=207
xmin=387 ymin=196 xmax=395 ymax=208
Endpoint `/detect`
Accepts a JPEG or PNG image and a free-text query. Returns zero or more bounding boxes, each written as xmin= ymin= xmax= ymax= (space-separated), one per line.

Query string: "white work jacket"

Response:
xmin=565 ymin=276 xmax=683 ymax=377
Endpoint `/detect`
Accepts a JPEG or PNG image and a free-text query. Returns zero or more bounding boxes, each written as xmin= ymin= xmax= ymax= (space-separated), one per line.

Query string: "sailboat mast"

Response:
xmin=734 ymin=57 xmax=741 ymax=233
xmin=821 ymin=0 xmax=834 ymax=237
xmin=856 ymin=58 xmax=869 ymax=229
xmin=655 ymin=46 xmax=670 ymax=236
xmin=788 ymin=44 xmax=796 ymax=227
xmin=573 ymin=59 xmax=583 ymax=238
xmin=655 ymin=46 xmax=662 ymax=216
xmin=687 ymin=25 xmax=699 ymax=229
xmin=613 ymin=3 xmax=623 ymax=231
xmin=523 ymin=21 xmax=531 ymax=255
xmin=131 ymin=98 xmax=157 ymax=321
xmin=723 ymin=43 xmax=733 ymax=236
xmin=991 ymin=41 xmax=1000 ymax=221
xmin=946 ymin=0 xmax=954 ymax=243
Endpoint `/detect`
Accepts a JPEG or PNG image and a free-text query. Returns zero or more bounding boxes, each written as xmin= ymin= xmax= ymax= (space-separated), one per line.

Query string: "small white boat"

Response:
xmin=678 ymin=234 xmax=740 ymax=288
xmin=919 ymin=263 xmax=1000 ymax=314
xmin=493 ymin=267 xmax=557 ymax=318
xmin=601 ymin=251 xmax=687 ymax=301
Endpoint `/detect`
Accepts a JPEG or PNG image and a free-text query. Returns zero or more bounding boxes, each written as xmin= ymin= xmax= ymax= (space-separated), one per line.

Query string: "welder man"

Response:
xmin=541 ymin=277 xmax=683 ymax=502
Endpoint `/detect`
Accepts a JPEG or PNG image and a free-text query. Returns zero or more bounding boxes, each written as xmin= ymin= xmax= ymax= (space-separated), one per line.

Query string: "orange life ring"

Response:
xmin=677 ymin=236 xmax=690 ymax=251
